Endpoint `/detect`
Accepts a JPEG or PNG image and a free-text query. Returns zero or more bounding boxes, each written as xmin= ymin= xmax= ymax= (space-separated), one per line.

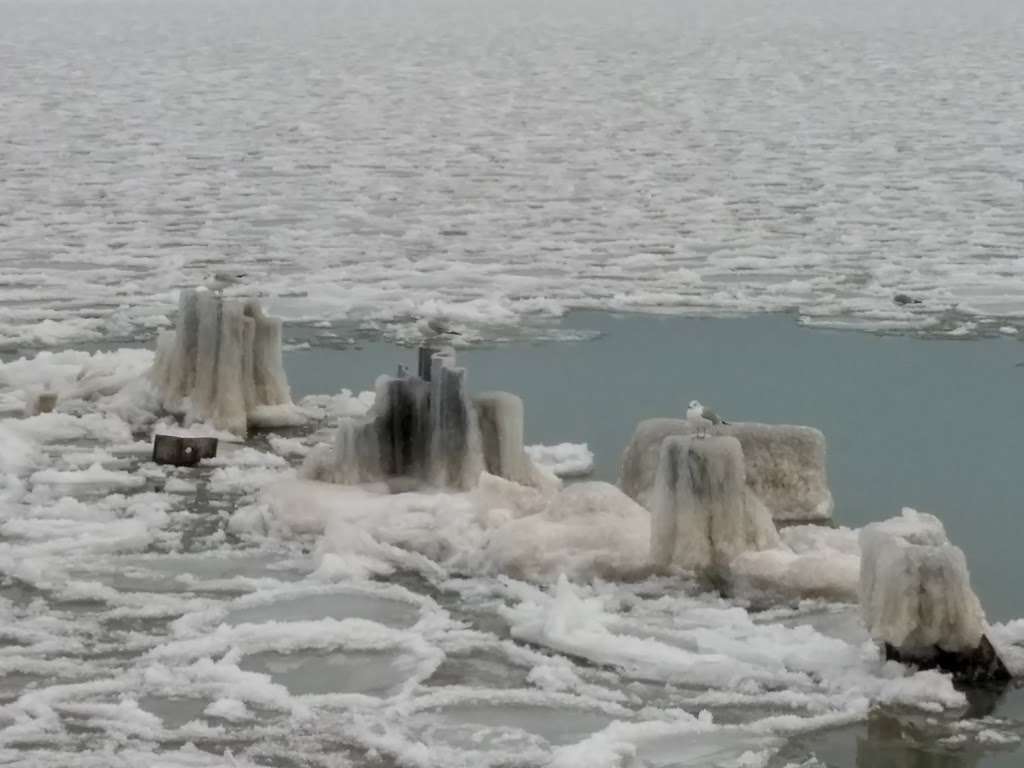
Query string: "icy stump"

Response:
xmin=859 ymin=509 xmax=1010 ymax=683
xmin=303 ymin=348 xmax=550 ymax=491
xmin=620 ymin=418 xmax=833 ymax=523
xmin=152 ymin=288 xmax=294 ymax=436
xmin=649 ymin=435 xmax=780 ymax=584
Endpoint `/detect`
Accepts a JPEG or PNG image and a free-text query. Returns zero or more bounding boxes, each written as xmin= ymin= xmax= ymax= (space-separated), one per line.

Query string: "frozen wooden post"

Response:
xmin=152 ymin=288 xmax=296 ymax=436
xmin=301 ymin=349 xmax=547 ymax=490
xmin=620 ymin=418 xmax=834 ymax=523
xmin=417 ymin=347 xmax=436 ymax=381
xmin=152 ymin=435 xmax=219 ymax=467
xmin=860 ymin=511 xmax=1010 ymax=683
xmin=650 ymin=435 xmax=780 ymax=581
xmin=375 ymin=375 xmax=431 ymax=479
xmin=430 ymin=358 xmax=469 ymax=488
xmin=474 ymin=391 xmax=533 ymax=485
xmin=33 ymin=393 xmax=58 ymax=415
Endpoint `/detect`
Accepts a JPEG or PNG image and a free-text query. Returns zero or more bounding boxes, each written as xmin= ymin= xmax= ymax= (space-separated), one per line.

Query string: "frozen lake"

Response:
xmin=3 ymin=313 xmax=1023 ymax=767
xmin=3 ymin=0 xmax=1024 ymax=349
xmin=3 ymin=0 xmax=1024 ymax=762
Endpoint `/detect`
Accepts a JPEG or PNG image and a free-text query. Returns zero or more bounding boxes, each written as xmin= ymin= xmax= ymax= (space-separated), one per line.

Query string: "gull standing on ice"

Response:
xmin=687 ymin=399 xmax=728 ymax=438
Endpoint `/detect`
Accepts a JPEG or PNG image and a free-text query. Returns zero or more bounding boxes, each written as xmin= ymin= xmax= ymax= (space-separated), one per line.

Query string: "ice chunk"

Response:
xmin=620 ymin=419 xmax=833 ymax=523
xmin=204 ymin=697 xmax=253 ymax=722
xmin=224 ymin=590 xmax=421 ymax=630
xmin=859 ymin=509 xmax=1009 ymax=680
xmin=267 ymin=435 xmax=310 ymax=458
xmin=470 ymin=471 xmax=558 ymax=519
xmin=649 ymin=436 xmax=780 ymax=580
xmin=240 ymin=647 xmax=429 ymax=697
xmin=730 ymin=525 xmax=861 ymax=603
xmin=485 ymin=482 xmax=651 ymax=582
xmin=152 ymin=289 xmax=301 ymax=436
xmin=30 ymin=462 xmax=147 ymax=491
xmin=422 ymin=700 xmax=619 ymax=749
xmin=525 ymin=442 xmax=595 ymax=478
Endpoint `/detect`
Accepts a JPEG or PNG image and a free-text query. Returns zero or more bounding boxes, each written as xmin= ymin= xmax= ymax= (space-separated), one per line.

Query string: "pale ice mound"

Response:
xmin=731 ymin=524 xmax=862 ymax=603
xmin=525 ymin=442 xmax=595 ymax=478
xmin=485 ymin=481 xmax=650 ymax=582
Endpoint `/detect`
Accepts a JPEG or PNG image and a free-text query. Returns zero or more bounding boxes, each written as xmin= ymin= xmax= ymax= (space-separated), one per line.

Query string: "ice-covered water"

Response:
xmin=4 ymin=0 xmax=1024 ymax=762
xmin=3 ymin=320 xmax=1024 ymax=766
xmin=3 ymin=0 xmax=1024 ymax=350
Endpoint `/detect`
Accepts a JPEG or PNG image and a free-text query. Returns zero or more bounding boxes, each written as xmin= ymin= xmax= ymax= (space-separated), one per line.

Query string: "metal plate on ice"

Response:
xmin=152 ymin=434 xmax=219 ymax=467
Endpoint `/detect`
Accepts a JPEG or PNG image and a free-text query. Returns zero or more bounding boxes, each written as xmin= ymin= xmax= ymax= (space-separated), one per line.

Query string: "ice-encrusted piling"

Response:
xmin=417 ymin=347 xmax=435 ymax=381
xmin=474 ymin=392 xmax=537 ymax=485
xmin=32 ymin=392 xmax=58 ymax=415
xmin=429 ymin=355 xmax=482 ymax=488
xmin=152 ymin=288 xmax=296 ymax=436
xmin=650 ymin=435 xmax=780 ymax=581
xmin=304 ymin=349 xmax=548 ymax=491
xmin=377 ymin=375 xmax=432 ymax=479
xmin=859 ymin=510 xmax=1010 ymax=682
xmin=620 ymin=418 xmax=833 ymax=523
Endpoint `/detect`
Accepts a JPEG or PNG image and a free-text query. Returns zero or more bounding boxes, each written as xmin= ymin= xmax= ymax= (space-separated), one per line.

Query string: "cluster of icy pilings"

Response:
xmin=859 ymin=510 xmax=1010 ymax=682
xmin=302 ymin=347 xmax=551 ymax=491
xmin=627 ymin=415 xmax=1010 ymax=681
xmin=152 ymin=288 xmax=298 ymax=436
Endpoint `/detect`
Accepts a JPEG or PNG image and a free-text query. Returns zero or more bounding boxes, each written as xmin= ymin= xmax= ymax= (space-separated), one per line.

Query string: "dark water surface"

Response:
xmin=285 ymin=311 xmax=1024 ymax=622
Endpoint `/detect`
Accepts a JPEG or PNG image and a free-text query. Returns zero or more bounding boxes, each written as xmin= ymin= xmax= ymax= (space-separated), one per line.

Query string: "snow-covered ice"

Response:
xmin=3 ymin=0 xmax=1024 ymax=349
xmin=5 ymin=0 xmax=1024 ymax=754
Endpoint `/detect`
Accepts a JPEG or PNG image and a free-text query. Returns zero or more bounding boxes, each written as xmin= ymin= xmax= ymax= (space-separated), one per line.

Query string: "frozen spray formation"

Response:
xmin=620 ymin=418 xmax=834 ymax=523
xmin=859 ymin=509 xmax=1009 ymax=682
xmin=152 ymin=289 xmax=298 ymax=436
xmin=303 ymin=347 xmax=551 ymax=491
xmin=649 ymin=435 xmax=780 ymax=584
xmin=629 ymin=417 xmax=861 ymax=601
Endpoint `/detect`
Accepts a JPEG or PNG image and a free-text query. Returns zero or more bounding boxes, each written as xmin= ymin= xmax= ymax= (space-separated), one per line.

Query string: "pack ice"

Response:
xmin=1 ymin=324 xmax=1021 ymax=767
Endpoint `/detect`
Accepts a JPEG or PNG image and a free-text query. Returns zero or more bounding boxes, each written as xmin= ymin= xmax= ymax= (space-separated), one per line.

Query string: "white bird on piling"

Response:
xmin=687 ymin=399 xmax=728 ymax=438
xmin=206 ymin=271 xmax=248 ymax=295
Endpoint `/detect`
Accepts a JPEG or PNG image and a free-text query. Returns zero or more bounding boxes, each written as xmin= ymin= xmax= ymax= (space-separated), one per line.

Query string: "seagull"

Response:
xmin=421 ymin=317 xmax=462 ymax=344
xmin=206 ymin=271 xmax=247 ymax=294
xmin=687 ymin=399 xmax=728 ymax=438
xmin=427 ymin=318 xmax=460 ymax=336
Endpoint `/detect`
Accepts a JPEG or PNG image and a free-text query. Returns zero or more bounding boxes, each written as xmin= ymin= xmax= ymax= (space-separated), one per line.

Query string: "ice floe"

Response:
xmin=1 ymin=342 xmax=1022 ymax=766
